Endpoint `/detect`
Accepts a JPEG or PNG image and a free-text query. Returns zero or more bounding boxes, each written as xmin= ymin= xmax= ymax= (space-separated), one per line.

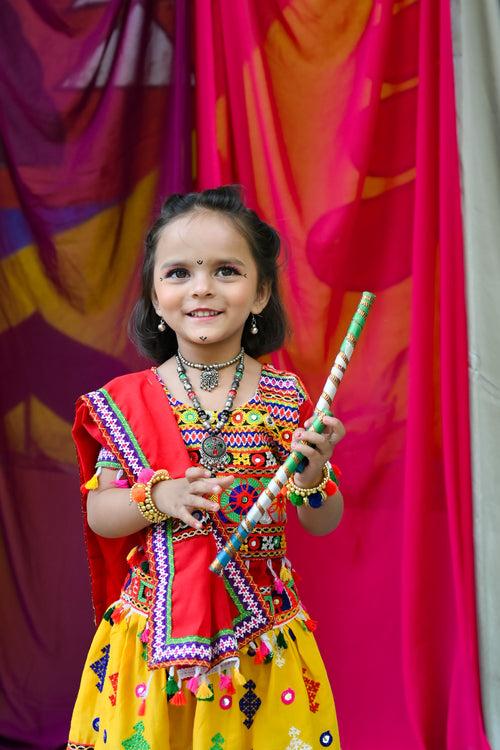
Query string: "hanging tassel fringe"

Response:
xmin=195 ymin=680 xmax=212 ymax=700
xmin=232 ymin=666 xmax=246 ymax=686
xmin=170 ymin=688 xmax=186 ymax=706
xmin=276 ymin=630 xmax=288 ymax=649
xmin=186 ymin=675 xmax=200 ymax=694
xmin=165 ymin=667 xmax=179 ymax=696
xmin=84 ymin=467 xmax=102 ymax=491
xmin=279 ymin=561 xmax=292 ymax=583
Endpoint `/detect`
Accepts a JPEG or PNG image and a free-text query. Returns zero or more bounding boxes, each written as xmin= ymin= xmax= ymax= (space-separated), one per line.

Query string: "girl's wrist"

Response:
xmin=293 ymin=467 xmax=324 ymax=489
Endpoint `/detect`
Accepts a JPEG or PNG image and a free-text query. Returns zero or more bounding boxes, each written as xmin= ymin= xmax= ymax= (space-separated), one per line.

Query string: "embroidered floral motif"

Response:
xmin=285 ymin=727 xmax=313 ymax=750
xmin=121 ymin=721 xmax=150 ymax=750
xmin=238 ymin=679 xmax=261 ymax=729
xmin=302 ymin=667 xmax=320 ymax=713
xmin=210 ymin=733 xmax=225 ymax=750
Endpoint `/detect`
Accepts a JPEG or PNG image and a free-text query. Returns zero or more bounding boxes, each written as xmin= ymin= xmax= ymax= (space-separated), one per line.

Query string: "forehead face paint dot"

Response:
xmin=196 ymin=259 xmax=203 ymax=265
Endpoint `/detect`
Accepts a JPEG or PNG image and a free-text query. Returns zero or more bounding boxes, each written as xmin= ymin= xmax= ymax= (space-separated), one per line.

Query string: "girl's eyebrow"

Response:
xmin=159 ymin=257 xmax=247 ymax=270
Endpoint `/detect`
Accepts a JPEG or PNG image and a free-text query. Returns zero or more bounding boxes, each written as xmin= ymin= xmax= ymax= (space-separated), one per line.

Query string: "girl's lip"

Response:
xmin=186 ymin=309 xmax=222 ymax=315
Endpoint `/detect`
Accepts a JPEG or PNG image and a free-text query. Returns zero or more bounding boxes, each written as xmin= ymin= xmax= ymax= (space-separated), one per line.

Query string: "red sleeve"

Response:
xmin=72 ymin=397 xmax=142 ymax=624
xmin=295 ymin=374 xmax=315 ymax=426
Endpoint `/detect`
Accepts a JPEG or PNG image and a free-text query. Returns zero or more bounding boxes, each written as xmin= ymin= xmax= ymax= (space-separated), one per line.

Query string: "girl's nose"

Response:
xmin=190 ymin=271 xmax=214 ymax=297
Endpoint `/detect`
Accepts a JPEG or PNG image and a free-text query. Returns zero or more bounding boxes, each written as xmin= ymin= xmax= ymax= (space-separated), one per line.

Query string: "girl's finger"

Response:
xmin=190 ymin=495 xmax=220 ymax=512
xmin=178 ymin=506 xmax=203 ymax=530
xmin=185 ymin=465 xmax=211 ymax=482
xmin=189 ymin=476 xmax=233 ymax=496
xmin=294 ymin=430 xmax=325 ymax=447
xmin=291 ymin=441 xmax=319 ymax=459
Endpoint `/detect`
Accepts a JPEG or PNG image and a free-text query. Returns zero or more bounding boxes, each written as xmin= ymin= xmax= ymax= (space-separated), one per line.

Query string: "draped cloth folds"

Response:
xmin=194 ymin=1 xmax=489 ymax=747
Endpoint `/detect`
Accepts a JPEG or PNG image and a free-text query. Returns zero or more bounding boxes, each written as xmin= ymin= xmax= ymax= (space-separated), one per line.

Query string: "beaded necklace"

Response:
xmin=175 ymin=351 xmax=245 ymax=473
xmin=177 ymin=347 xmax=244 ymax=391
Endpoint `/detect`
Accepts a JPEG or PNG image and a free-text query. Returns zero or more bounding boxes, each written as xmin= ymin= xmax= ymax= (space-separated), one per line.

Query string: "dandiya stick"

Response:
xmin=209 ymin=291 xmax=376 ymax=575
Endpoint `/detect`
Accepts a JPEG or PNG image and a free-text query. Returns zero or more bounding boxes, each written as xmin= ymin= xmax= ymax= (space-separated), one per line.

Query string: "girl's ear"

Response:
xmin=151 ymin=290 xmax=160 ymax=315
xmin=252 ymin=281 xmax=271 ymax=314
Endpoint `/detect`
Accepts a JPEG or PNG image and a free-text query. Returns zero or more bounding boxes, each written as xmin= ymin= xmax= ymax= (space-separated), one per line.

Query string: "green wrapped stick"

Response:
xmin=210 ymin=291 xmax=376 ymax=575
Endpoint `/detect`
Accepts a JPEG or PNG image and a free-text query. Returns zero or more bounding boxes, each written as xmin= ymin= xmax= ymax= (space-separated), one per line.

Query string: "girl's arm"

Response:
xmin=290 ymin=415 xmax=345 ymax=537
xmin=87 ymin=466 xmax=233 ymax=538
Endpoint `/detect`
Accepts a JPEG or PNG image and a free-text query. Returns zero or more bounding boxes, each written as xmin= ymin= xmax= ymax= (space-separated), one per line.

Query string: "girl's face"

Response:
xmin=152 ymin=210 xmax=270 ymax=358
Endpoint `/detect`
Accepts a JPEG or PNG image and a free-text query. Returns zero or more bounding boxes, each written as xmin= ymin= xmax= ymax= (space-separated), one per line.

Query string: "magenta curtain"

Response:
xmin=194 ymin=1 xmax=488 ymax=748
xmin=0 ymin=2 xmax=191 ymax=748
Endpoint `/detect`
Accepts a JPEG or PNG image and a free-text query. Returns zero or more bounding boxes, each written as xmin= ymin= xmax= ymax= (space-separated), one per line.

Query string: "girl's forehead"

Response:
xmin=155 ymin=211 xmax=252 ymax=262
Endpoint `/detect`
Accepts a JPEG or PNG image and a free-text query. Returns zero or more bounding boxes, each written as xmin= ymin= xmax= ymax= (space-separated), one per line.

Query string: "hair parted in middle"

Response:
xmin=129 ymin=185 xmax=289 ymax=364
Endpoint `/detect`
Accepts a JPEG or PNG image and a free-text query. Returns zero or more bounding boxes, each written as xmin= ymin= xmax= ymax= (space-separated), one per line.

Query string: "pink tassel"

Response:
xmin=259 ymin=640 xmax=270 ymax=657
xmin=254 ymin=641 xmax=268 ymax=665
xmin=274 ymin=578 xmax=285 ymax=593
xmin=137 ymin=468 xmax=155 ymax=483
xmin=186 ymin=676 xmax=200 ymax=694
xmin=219 ymin=673 xmax=232 ymax=691
xmin=113 ymin=478 xmax=129 ymax=488
xmin=140 ymin=628 xmax=150 ymax=644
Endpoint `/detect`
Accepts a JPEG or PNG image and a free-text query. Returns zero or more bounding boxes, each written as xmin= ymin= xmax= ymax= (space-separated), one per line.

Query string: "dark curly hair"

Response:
xmin=129 ymin=185 xmax=289 ymax=363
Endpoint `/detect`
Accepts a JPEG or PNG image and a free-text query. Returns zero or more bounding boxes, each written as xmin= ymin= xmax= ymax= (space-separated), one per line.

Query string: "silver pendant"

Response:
xmin=201 ymin=434 xmax=227 ymax=461
xmin=200 ymin=367 xmax=219 ymax=391
xmin=200 ymin=434 xmax=230 ymax=471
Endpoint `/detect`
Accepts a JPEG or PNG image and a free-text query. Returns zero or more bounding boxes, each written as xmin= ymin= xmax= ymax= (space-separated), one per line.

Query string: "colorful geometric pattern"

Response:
xmin=89 ymin=644 xmax=110 ymax=693
xmin=84 ymin=389 xmax=150 ymax=480
xmin=238 ymin=679 xmax=261 ymax=729
xmin=96 ymin=447 xmax=121 ymax=469
xmin=166 ymin=366 xmax=307 ymax=471
xmin=302 ymin=668 xmax=320 ymax=714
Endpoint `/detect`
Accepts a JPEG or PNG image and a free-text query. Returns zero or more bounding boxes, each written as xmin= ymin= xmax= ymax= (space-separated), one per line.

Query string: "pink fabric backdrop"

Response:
xmin=194 ymin=1 xmax=488 ymax=748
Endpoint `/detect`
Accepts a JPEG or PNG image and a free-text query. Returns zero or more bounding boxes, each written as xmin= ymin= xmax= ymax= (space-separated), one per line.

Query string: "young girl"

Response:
xmin=68 ymin=186 xmax=345 ymax=750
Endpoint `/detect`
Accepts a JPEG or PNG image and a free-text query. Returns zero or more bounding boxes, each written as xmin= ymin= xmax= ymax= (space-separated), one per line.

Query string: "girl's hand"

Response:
xmin=290 ymin=414 xmax=346 ymax=488
xmin=152 ymin=466 xmax=234 ymax=530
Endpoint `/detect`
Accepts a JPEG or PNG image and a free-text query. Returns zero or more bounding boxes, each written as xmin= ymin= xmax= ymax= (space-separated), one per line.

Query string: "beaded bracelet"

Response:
xmin=286 ymin=463 xmax=339 ymax=509
xmin=130 ymin=469 xmax=171 ymax=524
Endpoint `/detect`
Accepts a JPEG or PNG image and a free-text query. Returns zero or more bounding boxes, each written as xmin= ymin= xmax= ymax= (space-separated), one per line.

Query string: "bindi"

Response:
xmin=199 ymin=336 xmax=207 ymax=341
xmin=196 ymin=259 xmax=203 ymax=265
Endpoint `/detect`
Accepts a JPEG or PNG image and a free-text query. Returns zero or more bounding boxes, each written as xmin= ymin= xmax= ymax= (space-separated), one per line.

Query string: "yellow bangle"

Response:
xmin=286 ymin=463 xmax=330 ymax=509
xmin=130 ymin=469 xmax=171 ymax=524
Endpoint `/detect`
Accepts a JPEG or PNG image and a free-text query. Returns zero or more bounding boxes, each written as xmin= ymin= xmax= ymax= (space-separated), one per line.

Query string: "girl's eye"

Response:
xmin=216 ymin=265 xmax=240 ymax=277
xmin=163 ymin=268 xmax=189 ymax=279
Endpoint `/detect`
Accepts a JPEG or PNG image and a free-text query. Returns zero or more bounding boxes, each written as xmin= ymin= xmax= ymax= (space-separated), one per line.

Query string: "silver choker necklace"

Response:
xmin=176 ymin=347 xmax=245 ymax=391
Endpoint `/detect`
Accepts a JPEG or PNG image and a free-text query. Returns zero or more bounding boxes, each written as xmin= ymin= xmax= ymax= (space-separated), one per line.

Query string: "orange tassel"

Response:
xmin=170 ymin=689 xmax=187 ymax=706
xmin=138 ymin=699 xmax=146 ymax=716
xmin=111 ymin=604 xmax=126 ymax=624
xmin=305 ymin=617 xmax=318 ymax=632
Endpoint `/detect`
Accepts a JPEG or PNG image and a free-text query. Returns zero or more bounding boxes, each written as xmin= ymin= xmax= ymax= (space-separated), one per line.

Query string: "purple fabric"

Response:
xmin=0 ymin=1 xmax=192 ymax=748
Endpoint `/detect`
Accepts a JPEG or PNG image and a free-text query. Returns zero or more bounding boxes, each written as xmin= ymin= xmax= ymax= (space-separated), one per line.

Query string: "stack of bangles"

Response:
xmin=286 ymin=462 xmax=340 ymax=509
xmin=130 ymin=469 xmax=171 ymax=524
